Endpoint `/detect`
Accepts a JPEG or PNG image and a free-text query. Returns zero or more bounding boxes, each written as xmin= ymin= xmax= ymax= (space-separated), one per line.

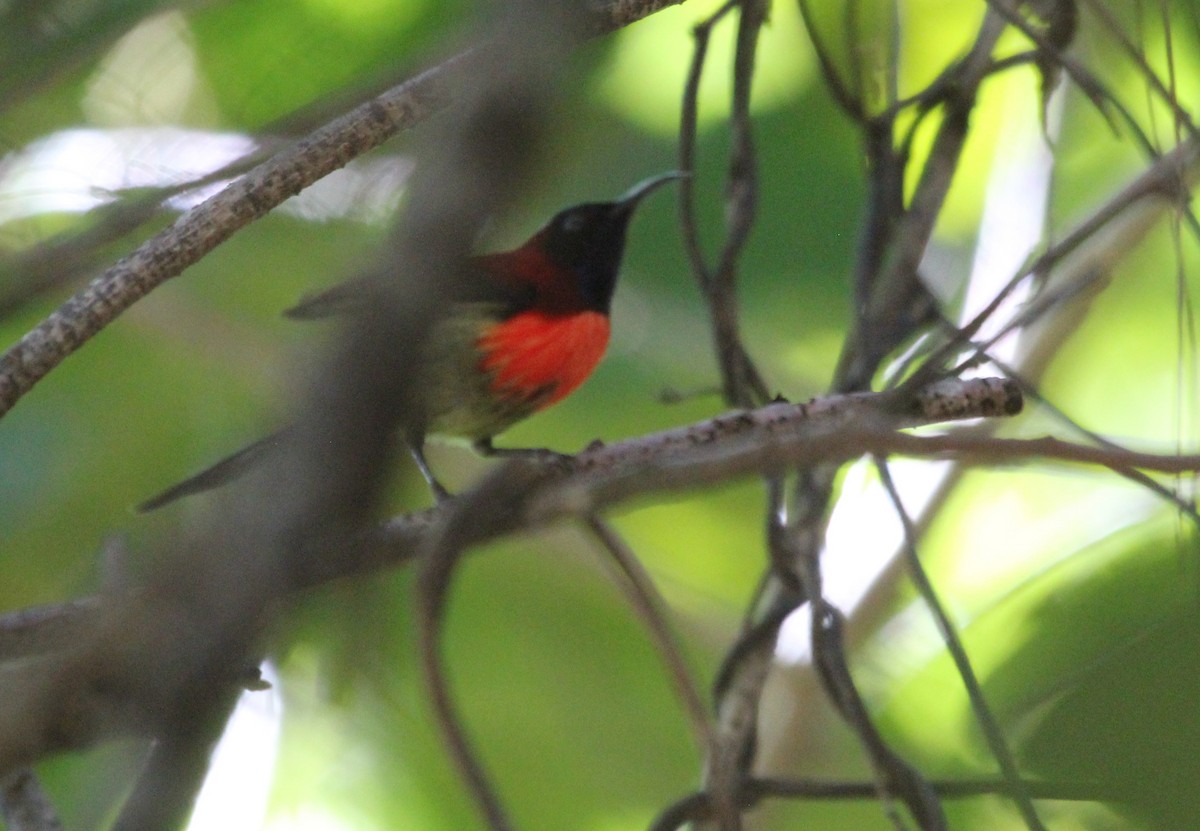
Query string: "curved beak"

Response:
xmin=614 ymin=170 xmax=689 ymax=212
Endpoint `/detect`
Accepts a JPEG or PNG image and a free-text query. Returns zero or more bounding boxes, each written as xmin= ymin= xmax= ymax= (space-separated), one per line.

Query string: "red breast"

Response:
xmin=477 ymin=307 xmax=611 ymax=409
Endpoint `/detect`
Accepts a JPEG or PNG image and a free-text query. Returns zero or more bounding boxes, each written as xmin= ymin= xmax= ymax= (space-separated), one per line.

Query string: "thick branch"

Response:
xmin=8 ymin=376 xmax=1200 ymax=777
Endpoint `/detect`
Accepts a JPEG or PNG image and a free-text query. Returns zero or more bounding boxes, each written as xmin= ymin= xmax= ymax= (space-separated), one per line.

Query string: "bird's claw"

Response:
xmin=428 ymin=480 xmax=453 ymax=504
xmin=477 ymin=442 xmax=574 ymax=474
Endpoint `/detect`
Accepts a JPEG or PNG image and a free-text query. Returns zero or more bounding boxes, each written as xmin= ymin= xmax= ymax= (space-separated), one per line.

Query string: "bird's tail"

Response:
xmin=283 ymin=278 xmax=370 ymax=320
xmin=137 ymin=431 xmax=287 ymax=512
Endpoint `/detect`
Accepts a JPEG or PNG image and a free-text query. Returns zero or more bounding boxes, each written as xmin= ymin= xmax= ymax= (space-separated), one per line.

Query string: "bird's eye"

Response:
xmin=561 ymin=213 xmax=585 ymax=235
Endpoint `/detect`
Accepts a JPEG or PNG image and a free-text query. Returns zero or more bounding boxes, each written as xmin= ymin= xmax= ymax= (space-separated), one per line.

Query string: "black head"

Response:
xmin=539 ymin=171 xmax=685 ymax=312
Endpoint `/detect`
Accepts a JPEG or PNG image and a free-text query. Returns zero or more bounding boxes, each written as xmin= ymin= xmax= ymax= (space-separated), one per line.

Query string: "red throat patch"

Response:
xmin=477 ymin=310 xmax=611 ymax=409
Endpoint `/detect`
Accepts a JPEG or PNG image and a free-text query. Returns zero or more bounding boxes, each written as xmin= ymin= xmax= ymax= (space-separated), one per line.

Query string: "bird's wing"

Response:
xmin=284 ymin=256 xmax=536 ymax=321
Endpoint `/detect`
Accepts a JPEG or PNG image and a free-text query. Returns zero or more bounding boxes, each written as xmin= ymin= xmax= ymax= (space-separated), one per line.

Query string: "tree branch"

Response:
xmin=678 ymin=0 xmax=769 ymax=412
xmin=7 ymin=376 xmax=1200 ymax=782
xmin=648 ymin=774 xmax=1111 ymax=831
xmin=0 ymin=769 xmax=63 ymax=831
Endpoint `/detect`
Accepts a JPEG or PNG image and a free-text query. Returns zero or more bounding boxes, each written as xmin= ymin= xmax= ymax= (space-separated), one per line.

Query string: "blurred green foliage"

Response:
xmin=0 ymin=1 xmax=1196 ymax=830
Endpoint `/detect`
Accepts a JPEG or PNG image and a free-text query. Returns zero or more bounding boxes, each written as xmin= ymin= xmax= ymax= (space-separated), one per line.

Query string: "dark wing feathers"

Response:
xmin=283 ymin=258 xmax=536 ymax=321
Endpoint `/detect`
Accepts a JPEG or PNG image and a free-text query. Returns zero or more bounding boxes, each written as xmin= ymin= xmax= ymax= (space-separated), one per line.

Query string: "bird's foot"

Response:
xmin=474 ymin=439 xmax=574 ymax=473
xmin=409 ymin=441 xmax=453 ymax=504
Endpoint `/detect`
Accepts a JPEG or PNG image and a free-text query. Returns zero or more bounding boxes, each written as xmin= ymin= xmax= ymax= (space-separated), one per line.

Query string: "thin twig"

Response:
xmin=835 ymin=9 xmax=1008 ymax=392
xmin=902 ymin=134 xmax=1200 ymax=397
xmin=678 ymin=0 xmax=739 ymax=292
xmin=988 ymin=360 xmax=1200 ymax=529
xmin=0 ymin=597 xmax=101 ymax=662
xmin=584 ymin=515 xmax=717 ymax=757
xmin=875 ymin=459 xmax=1046 ymax=831
xmin=647 ymin=774 xmax=1111 ymax=831
xmin=796 ymin=0 xmax=866 ymax=118
xmin=1076 ymin=0 xmax=1200 ymax=141
xmin=677 ymin=0 xmax=769 ymax=409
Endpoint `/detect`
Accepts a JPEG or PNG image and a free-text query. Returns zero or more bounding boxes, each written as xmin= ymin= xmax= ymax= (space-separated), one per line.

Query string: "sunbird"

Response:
xmin=140 ymin=171 xmax=684 ymax=509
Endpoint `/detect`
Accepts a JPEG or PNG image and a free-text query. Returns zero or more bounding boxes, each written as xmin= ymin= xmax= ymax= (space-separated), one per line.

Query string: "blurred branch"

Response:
xmin=0 ymin=193 xmax=167 ymax=321
xmin=7 ymin=375 xmax=1200 ymax=781
xmin=109 ymin=694 xmax=239 ymax=831
xmin=0 ymin=0 xmax=167 ymax=114
xmin=0 ymin=769 xmax=63 ymax=831
xmin=0 ymin=140 xmax=288 ymax=320
xmin=0 ymin=14 xmax=566 ymax=828
xmin=0 ymin=0 xmax=690 ymax=421
xmin=416 ymin=469 xmax=542 ymax=831
xmin=0 ymin=597 xmax=100 ymax=662
xmin=10 ymin=373 xmax=1200 ymax=663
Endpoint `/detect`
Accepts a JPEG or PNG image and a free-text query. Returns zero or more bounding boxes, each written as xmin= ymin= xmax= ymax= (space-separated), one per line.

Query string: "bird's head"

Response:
xmin=536 ymin=171 xmax=686 ymax=312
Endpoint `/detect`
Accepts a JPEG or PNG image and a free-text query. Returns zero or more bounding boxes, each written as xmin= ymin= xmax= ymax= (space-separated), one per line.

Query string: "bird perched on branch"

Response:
xmin=140 ymin=171 xmax=684 ymax=510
